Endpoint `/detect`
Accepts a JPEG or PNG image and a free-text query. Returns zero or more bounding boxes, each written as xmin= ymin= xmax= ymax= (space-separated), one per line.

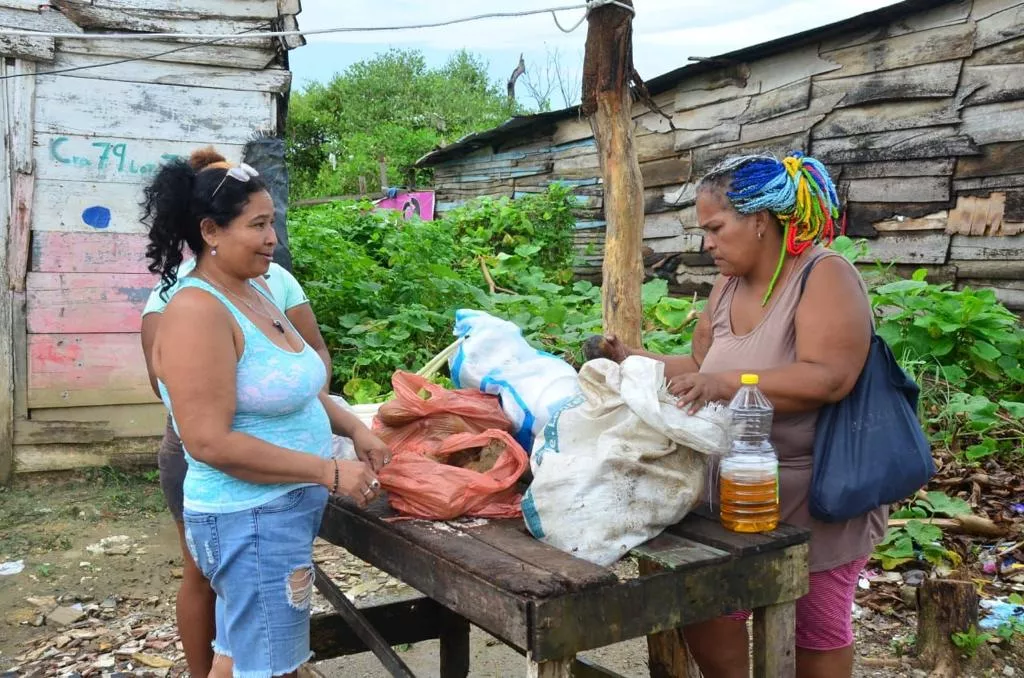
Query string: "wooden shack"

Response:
xmin=0 ymin=0 xmax=303 ymax=480
xmin=416 ymin=0 xmax=1024 ymax=310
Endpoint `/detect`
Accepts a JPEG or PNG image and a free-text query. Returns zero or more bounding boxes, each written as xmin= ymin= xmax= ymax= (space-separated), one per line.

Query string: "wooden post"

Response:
xmin=753 ymin=602 xmax=797 ymax=678
xmin=526 ymin=653 xmax=573 ymax=678
xmin=917 ymin=578 xmax=980 ymax=678
xmin=378 ymin=156 xmax=389 ymax=192
xmin=581 ymin=0 xmax=644 ymax=348
xmin=0 ymin=58 xmax=36 ymax=483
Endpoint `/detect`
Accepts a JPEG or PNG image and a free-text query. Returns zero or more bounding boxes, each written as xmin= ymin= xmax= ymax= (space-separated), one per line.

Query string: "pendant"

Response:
xmin=272 ymin=320 xmax=285 ymax=334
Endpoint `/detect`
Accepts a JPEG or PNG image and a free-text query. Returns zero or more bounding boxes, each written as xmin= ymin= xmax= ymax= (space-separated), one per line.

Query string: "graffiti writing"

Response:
xmin=49 ymin=136 xmax=181 ymax=177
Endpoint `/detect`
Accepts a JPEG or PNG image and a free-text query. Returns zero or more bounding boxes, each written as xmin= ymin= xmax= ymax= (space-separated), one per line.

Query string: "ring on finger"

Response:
xmin=362 ymin=487 xmax=373 ymax=497
xmin=370 ymin=479 xmax=381 ymax=491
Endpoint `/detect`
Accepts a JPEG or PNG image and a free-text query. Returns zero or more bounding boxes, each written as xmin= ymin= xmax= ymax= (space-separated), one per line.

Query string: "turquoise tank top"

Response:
xmin=157 ymin=277 xmax=332 ymax=514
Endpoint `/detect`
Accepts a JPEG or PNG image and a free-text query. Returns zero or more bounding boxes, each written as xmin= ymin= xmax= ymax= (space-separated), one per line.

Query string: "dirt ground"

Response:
xmin=1 ymin=472 xmax=1020 ymax=677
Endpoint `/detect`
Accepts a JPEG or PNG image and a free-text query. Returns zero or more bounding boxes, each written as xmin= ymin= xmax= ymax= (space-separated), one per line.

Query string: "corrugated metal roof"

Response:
xmin=415 ymin=0 xmax=956 ymax=167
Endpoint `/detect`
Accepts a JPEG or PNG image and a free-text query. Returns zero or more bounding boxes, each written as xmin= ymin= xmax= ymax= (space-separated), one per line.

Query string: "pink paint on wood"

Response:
xmin=28 ymin=333 xmax=154 ymax=408
xmin=9 ymin=172 xmax=35 ymax=291
xmin=26 ymin=272 xmax=158 ymax=334
xmin=32 ymin=232 xmax=151 ymax=274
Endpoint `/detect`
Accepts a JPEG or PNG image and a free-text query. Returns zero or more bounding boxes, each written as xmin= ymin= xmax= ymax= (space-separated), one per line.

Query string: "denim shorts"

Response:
xmin=183 ymin=485 xmax=328 ymax=678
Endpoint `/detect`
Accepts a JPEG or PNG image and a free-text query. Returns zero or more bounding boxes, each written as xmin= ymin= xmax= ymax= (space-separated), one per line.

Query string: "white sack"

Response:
xmin=522 ymin=356 xmax=730 ymax=566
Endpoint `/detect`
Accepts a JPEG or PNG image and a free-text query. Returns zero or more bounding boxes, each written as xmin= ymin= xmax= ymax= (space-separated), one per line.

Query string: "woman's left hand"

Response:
xmin=668 ymin=373 xmax=728 ymax=414
xmin=352 ymin=430 xmax=393 ymax=472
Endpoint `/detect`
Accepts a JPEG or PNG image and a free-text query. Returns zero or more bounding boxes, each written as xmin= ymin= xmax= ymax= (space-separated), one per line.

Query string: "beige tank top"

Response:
xmin=700 ymin=247 xmax=887 ymax=572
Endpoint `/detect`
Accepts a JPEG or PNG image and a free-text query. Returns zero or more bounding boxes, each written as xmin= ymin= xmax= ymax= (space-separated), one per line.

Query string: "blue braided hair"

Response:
xmin=698 ymin=152 xmax=841 ymax=304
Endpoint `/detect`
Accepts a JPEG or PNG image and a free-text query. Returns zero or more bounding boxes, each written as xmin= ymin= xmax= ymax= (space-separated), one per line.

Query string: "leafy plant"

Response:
xmin=951 ymin=625 xmax=991 ymax=658
xmin=289 ymin=187 xmax=698 ymax=401
xmin=891 ymin=491 xmax=972 ymax=520
xmin=889 ymin=633 xmax=916 ymax=658
xmin=874 ymin=491 xmax=969 ymax=569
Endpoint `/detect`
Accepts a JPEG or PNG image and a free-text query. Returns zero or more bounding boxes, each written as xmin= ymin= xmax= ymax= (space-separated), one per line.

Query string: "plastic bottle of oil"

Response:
xmin=720 ymin=374 xmax=779 ymax=533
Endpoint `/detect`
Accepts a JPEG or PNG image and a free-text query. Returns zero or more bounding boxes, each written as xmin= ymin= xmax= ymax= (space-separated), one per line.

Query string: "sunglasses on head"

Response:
xmin=211 ymin=163 xmax=259 ymax=198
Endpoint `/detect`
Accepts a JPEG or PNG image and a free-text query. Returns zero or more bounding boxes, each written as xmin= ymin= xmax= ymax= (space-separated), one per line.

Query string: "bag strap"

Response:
xmin=798 ymin=253 xmax=830 ymax=298
xmin=798 ymin=251 xmax=876 ymax=332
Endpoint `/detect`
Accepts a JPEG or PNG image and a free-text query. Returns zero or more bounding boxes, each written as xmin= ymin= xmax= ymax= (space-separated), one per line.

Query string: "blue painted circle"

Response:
xmin=81 ymin=205 xmax=112 ymax=230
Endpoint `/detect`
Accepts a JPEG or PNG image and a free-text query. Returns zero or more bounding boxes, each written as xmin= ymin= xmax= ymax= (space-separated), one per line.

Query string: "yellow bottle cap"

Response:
xmin=740 ymin=374 xmax=759 ymax=385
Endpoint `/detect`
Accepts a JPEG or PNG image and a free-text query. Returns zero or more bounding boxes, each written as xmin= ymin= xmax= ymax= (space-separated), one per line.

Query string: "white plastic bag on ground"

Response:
xmin=449 ymin=310 xmax=579 ymax=451
xmin=522 ymin=356 xmax=731 ymax=566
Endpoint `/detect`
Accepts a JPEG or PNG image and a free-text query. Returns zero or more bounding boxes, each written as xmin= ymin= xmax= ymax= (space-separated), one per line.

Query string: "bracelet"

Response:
xmin=331 ymin=458 xmax=340 ymax=495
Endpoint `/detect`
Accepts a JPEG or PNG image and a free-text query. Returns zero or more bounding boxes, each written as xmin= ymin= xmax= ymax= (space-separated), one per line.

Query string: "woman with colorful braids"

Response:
xmin=602 ymin=152 xmax=886 ymax=678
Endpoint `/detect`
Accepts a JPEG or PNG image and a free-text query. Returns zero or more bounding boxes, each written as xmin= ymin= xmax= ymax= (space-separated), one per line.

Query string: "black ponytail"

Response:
xmin=141 ymin=147 xmax=268 ymax=299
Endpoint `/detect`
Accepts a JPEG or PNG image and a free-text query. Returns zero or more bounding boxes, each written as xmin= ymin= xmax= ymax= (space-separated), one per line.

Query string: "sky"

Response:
xmin=289 ymin=0 xmax=897 ymax=102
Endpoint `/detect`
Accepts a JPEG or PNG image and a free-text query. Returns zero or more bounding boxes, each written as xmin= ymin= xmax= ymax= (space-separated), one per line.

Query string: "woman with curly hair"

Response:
xmin=603 ymin=153 xmax=886 ymax=678
xmin=142 ymin=147 xmax=392 ymax=678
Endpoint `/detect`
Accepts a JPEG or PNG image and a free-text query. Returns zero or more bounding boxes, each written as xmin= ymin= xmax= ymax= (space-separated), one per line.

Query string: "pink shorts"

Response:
xmin=727 ymin=556 xmax=868 ymax=651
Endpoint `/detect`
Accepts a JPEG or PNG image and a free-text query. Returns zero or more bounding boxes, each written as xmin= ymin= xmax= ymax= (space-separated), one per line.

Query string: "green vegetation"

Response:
xmin=287 ymin=49 xmax=518 ymax=199
xmin=289 ymin=186 xmax=699 ymax=401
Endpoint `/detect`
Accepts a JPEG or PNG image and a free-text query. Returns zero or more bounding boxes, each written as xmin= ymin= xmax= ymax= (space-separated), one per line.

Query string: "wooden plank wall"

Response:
xmin=426 ymin=0 xmax=1024 ymax=309
xmin=0 ymin=0 xmax=297 ymax=477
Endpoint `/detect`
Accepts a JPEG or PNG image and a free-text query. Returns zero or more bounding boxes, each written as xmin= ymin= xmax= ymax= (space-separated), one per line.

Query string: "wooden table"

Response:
xmin=314 ymin=498 xmax=810 ymax=677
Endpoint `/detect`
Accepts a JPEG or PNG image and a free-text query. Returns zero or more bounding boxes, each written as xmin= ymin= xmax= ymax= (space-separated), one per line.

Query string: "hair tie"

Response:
xmin=201 ymin=161 xmax=233 ymax=172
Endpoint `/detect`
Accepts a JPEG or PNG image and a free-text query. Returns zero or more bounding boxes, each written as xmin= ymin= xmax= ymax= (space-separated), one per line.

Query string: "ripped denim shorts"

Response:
xmin=184 ymin=485 xmax=328 ymax=678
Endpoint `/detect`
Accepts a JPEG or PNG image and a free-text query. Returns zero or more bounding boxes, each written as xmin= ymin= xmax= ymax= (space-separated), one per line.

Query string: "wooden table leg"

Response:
xmin=526 ymin=653 xmax=572 ymax=678
xmin=638 ymin=559 xmax=702 ymax=677
xmin=439 ymin=608 xmax=470 ymax=678
xmin=752 ymin=602 xmax=797 ymax=678
xmin=311 ymin=564 xmax=417 ymax=678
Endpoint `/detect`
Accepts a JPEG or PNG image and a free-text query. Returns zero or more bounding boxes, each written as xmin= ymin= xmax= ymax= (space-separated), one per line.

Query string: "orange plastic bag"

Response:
xmin=378 ymin=430 xmax=529 ymax=520
xmin=374 ymin=371 xmax=512 ymax=456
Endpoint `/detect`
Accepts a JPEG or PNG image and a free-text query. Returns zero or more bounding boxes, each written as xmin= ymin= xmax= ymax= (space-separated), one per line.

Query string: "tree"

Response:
xmin=520 ymin=45 xmax=583 ymax=112
xmin=286 ymin=49 xmax=518 ymax=199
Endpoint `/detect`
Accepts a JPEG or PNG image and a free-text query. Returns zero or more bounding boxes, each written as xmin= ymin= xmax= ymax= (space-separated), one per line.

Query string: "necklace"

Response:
xmin=196 ymin=272 xmax=286 ymax=334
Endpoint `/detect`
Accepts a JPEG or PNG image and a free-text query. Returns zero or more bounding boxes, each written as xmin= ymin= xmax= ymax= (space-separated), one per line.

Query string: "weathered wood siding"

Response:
xmin=0 ymin=0 xmax=301 ymax=477
xmin=425 ymin=0 xmax=1024 ymax=310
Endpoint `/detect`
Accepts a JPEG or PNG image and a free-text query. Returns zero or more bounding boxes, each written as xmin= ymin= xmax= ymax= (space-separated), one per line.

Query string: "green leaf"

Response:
xmin=891 ymin=505 xmax=929 ymax=519
xmin=875 ymin=279 xmax=929 ymax=295
xmin=905 ymin=519 xmax=943 ymax=545
xmin=642 ymin=278 xmax=669 ymax=308
xmin=965 ymin=439 xmax=998 ymax=462
xmin=543 ymin=304 xmax=568 ymax=326
xmin=940 ymin=364 xmax=969 ymax=383
xmin=922 ymin=492 xmax=972 ymax=518
xmin=999 ymin=400 xmax=1024 ymax=418
xmin=970 ymin=340 xmax=1002 ymax=362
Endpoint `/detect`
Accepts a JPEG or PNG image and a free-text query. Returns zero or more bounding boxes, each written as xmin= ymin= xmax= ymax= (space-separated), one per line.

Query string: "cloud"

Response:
xmin=291 ymin=0 xmax=898 ymax=87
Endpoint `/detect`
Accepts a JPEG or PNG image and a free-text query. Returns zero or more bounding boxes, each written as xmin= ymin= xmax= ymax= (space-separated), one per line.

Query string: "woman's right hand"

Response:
xmin=601 ymin=334 xmax=632 ymax=363
xmin=323 ymin=458 xmax=380 ymax=508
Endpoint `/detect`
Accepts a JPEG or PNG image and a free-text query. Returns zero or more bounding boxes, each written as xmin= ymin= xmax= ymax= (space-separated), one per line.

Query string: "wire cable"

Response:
xmin=0 ymin=1 xmax=634 ymax=41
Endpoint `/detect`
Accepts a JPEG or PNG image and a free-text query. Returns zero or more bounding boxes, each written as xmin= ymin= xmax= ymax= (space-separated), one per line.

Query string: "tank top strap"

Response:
xmin=177 ymin=277 xmax=257 ymax=335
